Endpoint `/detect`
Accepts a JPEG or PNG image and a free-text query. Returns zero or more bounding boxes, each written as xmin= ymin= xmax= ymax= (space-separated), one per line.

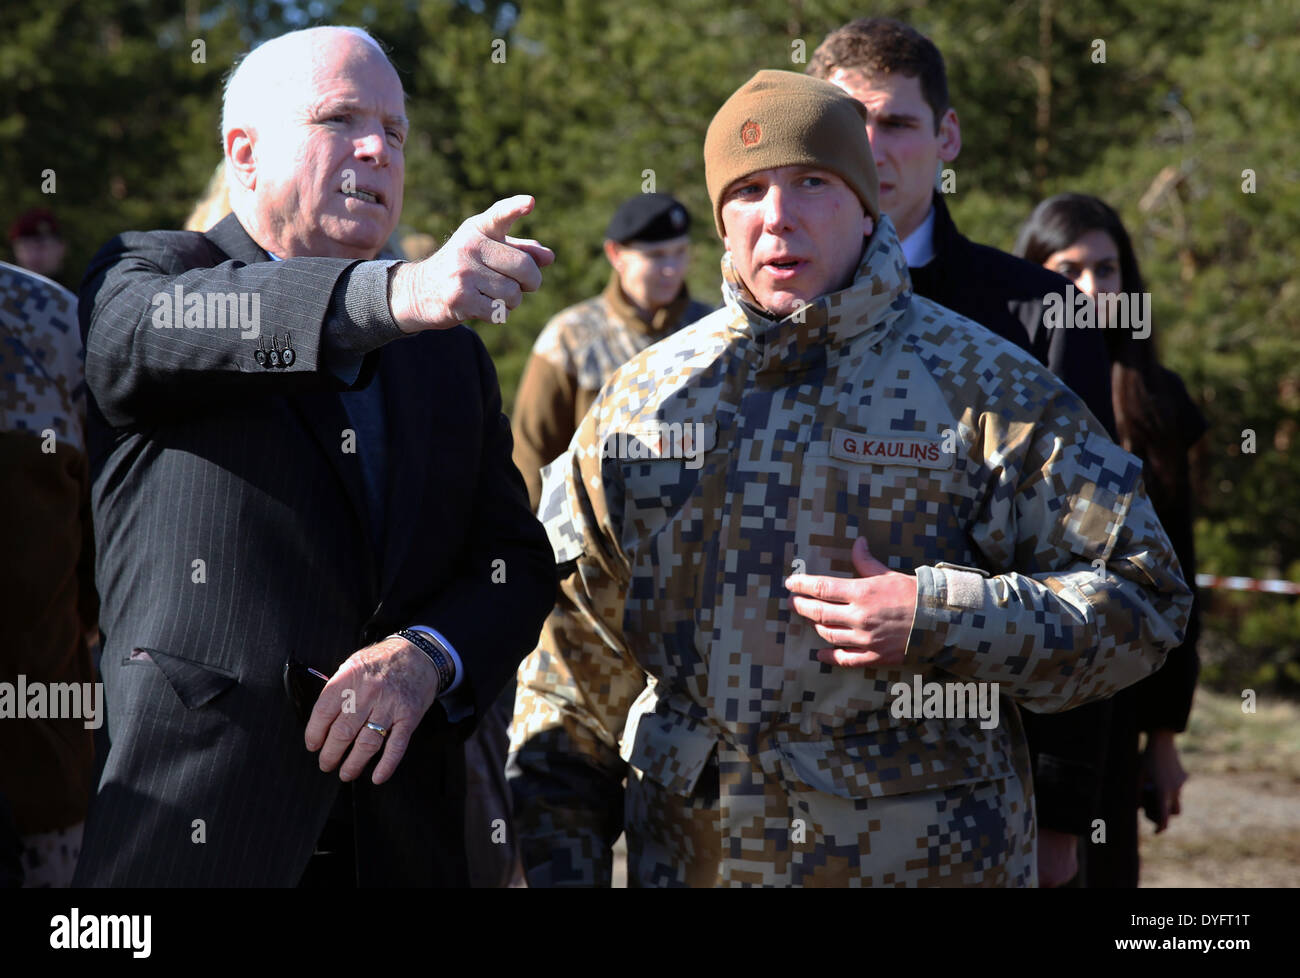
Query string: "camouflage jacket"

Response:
xmin=508 ymin=218 xmax=1191 ymax=887
xmin=511 ymin=273 xmax=712 ymax=508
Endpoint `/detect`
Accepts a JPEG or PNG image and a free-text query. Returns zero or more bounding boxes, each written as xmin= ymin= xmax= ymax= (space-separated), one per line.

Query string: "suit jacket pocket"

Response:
xmin=127 ymin=647 xmax=239 ymax=709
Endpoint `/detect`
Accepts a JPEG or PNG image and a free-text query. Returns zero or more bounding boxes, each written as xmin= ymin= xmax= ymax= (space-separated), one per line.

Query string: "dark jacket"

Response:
xmin=1129 ymin=368 xmax=1204 ymax=731
xmin=1088 ymin=366 xmax=1205 ymax=887
xmin=908 ymin=194 xmax=1118 ymax=838
xmin=72 ymin=214 xmax=557 ymax=886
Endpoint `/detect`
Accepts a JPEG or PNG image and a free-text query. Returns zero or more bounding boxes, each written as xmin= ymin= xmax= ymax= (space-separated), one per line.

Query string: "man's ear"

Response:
xmin=937 ymin=107 xmax=961 ymax=163
xmin=226 ymin=127 xmax=257 ymax=191
xmin=603 ymin=238 xmax=622 ymax=270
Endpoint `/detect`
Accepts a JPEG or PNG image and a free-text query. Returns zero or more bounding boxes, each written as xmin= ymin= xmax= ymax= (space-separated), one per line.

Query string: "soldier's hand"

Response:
xmin=1141 ymin=729 xmax=1187 ymax=833
xmin=389 ymin=194 xmax=554 ymax=331
xmin=786 ymin=537 xmax=917 ymax=668
xmin=304 ymin=635 xmax=441 ymax=785
xmin=1037 ymin=828 xmax=1080 ymax=887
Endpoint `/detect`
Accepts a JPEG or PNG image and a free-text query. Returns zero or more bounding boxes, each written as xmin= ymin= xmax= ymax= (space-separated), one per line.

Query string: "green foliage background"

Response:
xmin=4 ymin=0 xmax=1296 ymax=689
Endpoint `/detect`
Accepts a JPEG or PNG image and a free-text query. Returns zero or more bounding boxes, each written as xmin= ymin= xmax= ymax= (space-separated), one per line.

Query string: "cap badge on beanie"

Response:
xmin=740 ymin=120 xmax=762 ymax=147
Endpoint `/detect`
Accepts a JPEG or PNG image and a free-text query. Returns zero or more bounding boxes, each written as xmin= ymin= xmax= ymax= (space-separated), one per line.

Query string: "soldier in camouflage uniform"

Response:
xmin=511 ymin=193 xmax=713 ymax=509
xmin=0 ymin=260 xmax=99 ymax=886
xmin=508 ymin=71 xmax=1191 ymax=887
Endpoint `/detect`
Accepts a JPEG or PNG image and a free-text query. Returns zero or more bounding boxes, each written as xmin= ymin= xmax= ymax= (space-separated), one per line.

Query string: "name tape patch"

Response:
xmin=829 ymin=429 xmax=953 ymax=469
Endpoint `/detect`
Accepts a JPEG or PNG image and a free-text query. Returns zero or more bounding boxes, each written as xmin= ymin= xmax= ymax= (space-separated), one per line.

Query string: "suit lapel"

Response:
xmin=204 ymin=214 xmax=376 ymax=584
xmin=924 ymin=196 xmax=962 ymax=306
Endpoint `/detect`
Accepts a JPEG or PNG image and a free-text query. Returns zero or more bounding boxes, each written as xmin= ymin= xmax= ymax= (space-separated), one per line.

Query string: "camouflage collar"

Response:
xmin=720 ymin=215 xmax=913 ymax=374
xmin=602 ymin=271 xmax=694 ymax=338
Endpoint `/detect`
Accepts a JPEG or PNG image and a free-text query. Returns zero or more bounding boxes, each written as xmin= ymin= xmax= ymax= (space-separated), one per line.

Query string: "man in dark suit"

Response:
xmin=73 ymin=25 xmax=557 ymax=886
xmin=809 ymin=18 xmax=1117 ymax=887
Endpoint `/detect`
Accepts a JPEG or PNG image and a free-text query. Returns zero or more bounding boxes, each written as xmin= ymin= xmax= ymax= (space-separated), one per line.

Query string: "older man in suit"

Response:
xmin=73 ymin=25 xmax=557 ymax=887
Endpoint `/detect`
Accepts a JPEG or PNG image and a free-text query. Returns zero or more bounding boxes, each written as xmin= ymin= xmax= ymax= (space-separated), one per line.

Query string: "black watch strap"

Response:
xmin=394 ymin=628 xmax=455 ymax=693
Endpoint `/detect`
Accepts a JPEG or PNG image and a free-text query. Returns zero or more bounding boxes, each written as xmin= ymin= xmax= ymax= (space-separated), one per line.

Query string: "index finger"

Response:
xmin=785 ymin=572 xmax=856 ymax=603
xmin=505 ymin=235 xmax=555 ymax=268
xmin=474 ymin=194 xmax=535 ymax=241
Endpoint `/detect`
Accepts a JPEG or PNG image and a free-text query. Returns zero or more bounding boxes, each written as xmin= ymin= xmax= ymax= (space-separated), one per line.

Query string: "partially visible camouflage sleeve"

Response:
xmin=907 ymin=385 xmax=1192 ymax=713
xmin=508 ymin=429 xmax=647 ymax=887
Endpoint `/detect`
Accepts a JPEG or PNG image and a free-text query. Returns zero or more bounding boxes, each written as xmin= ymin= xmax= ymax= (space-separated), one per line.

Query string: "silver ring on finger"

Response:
xmin=365 ymin=720 xmax=389 ymax=738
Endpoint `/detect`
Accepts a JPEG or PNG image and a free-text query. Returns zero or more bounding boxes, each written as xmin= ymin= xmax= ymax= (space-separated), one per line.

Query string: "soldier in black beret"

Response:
xmin=511 ymin=193 xmax=714 ymax=509
xmin=8 ymin=207 xmax=68 ymax=285
xmin=605 ymin=192 xmax=690 ymax=245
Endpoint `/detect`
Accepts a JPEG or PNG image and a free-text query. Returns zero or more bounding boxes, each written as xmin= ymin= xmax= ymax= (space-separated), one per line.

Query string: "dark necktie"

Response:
xmin=337 ymin=375 xmax=387 ymax=558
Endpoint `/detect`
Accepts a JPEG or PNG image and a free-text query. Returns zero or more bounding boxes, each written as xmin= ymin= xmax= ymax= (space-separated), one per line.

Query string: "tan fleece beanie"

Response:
xmin=704 ymin=69 xmax=879 ymax=237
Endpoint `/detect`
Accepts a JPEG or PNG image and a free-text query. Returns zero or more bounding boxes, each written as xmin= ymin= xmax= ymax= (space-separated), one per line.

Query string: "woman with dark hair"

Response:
xmin=1015 ymin=192 xmax=1206 ymax=887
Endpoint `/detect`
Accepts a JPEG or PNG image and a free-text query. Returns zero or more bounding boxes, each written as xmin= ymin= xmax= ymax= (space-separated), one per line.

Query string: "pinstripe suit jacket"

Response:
xmin=72 ymin=214 xmax=556 ymax=886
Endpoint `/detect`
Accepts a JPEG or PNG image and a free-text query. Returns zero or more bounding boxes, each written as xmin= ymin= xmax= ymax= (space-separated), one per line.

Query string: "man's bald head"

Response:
xmin=220 ymin=26 xmax=408 ymax=260
xmin=221 ymin=26 xmax=396 ymax=141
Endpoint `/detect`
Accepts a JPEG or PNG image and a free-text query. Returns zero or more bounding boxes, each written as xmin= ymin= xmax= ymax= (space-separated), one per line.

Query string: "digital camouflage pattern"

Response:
xmin=511 ymin=274 xmax=712 ymax=508
xmin=0 ymin=260 xmax=85 ymax=451
xmin=508 ymin=216 xmax=1191 ymax=887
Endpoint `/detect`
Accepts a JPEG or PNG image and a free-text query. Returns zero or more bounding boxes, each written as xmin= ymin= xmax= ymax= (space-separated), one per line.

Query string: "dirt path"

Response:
xmin=1140 ymin=770 xmax=1300 ymax=887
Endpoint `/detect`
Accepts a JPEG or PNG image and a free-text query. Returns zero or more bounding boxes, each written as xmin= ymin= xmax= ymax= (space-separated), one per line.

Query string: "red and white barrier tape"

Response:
xmin=1195 ymin=574 xmax=1300 ymax=595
